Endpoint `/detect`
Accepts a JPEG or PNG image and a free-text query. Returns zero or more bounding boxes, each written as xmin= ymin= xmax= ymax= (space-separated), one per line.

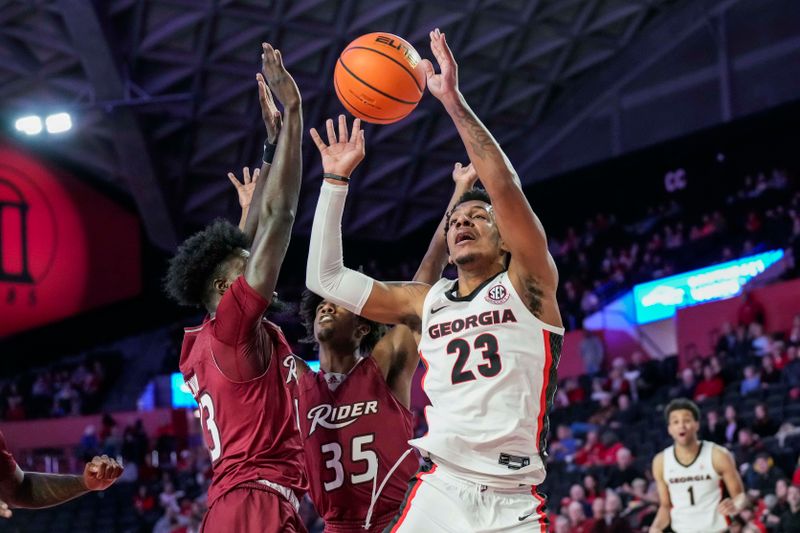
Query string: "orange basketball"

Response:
xmin=334 ymin=32 xmax=426 ymax=125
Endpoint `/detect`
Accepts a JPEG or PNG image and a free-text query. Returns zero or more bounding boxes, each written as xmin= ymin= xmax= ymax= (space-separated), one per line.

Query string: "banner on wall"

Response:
xmin=0 ymin=143 xmax=141 ymax=337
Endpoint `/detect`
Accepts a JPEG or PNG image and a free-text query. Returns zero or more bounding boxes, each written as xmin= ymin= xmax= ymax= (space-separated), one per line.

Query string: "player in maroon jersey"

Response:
xmin=0 ymin=430 xmax=123 ymax=517
xmin=164 ymin=43 xmax=307 ymax=533
xmin=296 ymin=116 xmax=478 ymax=532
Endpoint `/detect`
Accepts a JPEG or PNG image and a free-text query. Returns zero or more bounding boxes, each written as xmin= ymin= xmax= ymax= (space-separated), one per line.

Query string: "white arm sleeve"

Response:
xmin=306 ymin=181 xmax=374 ymax=314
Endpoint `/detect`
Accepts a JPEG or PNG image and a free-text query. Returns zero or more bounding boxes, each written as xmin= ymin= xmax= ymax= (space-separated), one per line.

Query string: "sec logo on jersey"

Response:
xmin=485 ymin=284 xmax=510 ymax=304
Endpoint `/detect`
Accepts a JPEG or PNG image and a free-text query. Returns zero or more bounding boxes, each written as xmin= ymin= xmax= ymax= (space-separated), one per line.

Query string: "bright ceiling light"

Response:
xmin=15 ymin=115 xmax=43 ymax=135
xmin=45 ymin=112 xmax=72 ymax=134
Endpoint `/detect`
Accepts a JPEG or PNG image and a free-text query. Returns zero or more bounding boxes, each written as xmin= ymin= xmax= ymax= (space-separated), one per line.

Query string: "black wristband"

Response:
xmin=262 ymin=141 xmax=277 ymax=165
xmin=323 ymin=173 xmax=350 ymax=183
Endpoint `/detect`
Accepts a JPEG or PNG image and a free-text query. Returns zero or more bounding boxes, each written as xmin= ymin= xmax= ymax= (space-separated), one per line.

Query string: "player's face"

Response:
xmin=667 ymin=409 xmax=699 ymax=445
xmin=314 ymin=299 xmax=362 ymax=344
xmin=446 ymin=201 xmax=505 ymax=267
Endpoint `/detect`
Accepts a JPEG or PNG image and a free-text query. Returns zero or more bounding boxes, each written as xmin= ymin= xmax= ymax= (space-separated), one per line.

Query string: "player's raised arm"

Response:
xmin=239 ymin=70 xmax=282 ymax=242
xmin=243 ymin=43 xmax=302 ymax=302
xmin=413 ymin=162 xmax=478 ymax=284
xmin=713 ymin=446 xmax=748 ymax=517
xmin=422 ymin=29 xmax=559 ymax=308
xmin=649 ymin=452 xmax=672 ymax=533
xmin=306 ymin=115 xmax=428 ymax=328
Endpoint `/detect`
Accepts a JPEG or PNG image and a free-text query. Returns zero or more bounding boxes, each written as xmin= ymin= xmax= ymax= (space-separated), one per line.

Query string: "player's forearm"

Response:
xmin=259 ymin=104 xmax=302 ymax=219
xmin=241 ymin=161 xmax=272 ymax=240
xmin=441 ymin=92 xmax=520 ymax=191
xmin=11 ymin=472 xmax=88 ymax=509
xmin=306 ymin=181 xmax=374 ymax=314
xmin=413 ymin=179 xmax=471 ymax=283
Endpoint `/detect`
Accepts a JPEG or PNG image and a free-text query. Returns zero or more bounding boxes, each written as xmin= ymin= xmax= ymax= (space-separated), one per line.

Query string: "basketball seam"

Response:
xmin=334 ymin=74 xmax=408 ymax=123
xmin=344 ymin=46 xmax=423 ymax=93
xmin=337 ymin=58 xmax=418 ymax=106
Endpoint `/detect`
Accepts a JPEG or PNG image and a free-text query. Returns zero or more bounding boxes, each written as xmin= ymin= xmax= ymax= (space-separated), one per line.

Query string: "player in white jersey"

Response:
xmin=306 ymin=28 xmax=561 ymax=532
xmin=650 ymin=399 xmax=747 ymax=533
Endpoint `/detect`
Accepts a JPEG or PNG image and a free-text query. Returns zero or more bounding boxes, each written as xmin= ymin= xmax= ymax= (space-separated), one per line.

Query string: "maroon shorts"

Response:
xmin=201 ymin=484 xmax=307 ymax=533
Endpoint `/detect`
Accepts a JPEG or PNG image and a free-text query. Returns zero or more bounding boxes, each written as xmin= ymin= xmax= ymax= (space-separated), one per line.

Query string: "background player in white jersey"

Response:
xmin=650 ymin=399 xmax=747 ymax=533
xmin=306 ymin=28 xmax=561 ymax=532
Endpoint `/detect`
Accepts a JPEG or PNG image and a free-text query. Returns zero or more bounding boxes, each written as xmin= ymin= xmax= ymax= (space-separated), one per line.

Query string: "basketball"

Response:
xmin=333 ymin=32 xmax=426 ymax=124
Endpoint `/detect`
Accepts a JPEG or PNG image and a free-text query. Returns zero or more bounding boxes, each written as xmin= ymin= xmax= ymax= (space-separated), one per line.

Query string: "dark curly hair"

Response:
xmin=299 ymin=289 xmax=386 ymax=354
xmin=163 ymin=219 xmax=250 ymax=308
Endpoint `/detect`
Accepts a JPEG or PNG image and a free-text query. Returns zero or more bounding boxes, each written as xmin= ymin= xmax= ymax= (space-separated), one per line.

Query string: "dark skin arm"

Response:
xmin=243 ymin=43 xmax=302 ymax=302
xmin=1 ymin=456 xmax=122 ymax=512
xmin=240 ymin=70 xmax=282 ymax=242
xmin=423 ymin=29 xmax=561 ymax=326
xmin=413 ymin=162 xmax=478 ymax=284
xmin=371 ymin=163 xmax=478 ymax=406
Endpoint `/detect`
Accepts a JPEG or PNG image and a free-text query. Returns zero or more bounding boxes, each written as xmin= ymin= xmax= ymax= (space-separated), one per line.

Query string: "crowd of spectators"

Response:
xmin=0 ymin=354 xmax=119 ymax=421
xmin=542 ymin=302 xmax=800 ymax=532
xmin=552 ymin=169 xmax=800 ymax=329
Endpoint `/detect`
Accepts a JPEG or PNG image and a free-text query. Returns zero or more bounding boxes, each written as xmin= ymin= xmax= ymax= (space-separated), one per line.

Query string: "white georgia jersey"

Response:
xmin=663 ymin=441 xmax=729 ymax=533
xmin=410 ymin=271 xmax=564 ymax=486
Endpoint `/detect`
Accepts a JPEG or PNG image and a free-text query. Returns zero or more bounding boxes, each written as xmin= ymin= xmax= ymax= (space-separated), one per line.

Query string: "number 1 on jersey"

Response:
xmin=687 ymin=485 xmax=695 ymax=506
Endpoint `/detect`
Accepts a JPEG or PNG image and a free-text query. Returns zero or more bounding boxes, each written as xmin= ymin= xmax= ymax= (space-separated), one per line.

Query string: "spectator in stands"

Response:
xmin=4 ymin=385 xmax=25 ymax=421
xmin=694 ymin=364 xmax=724 ymax=401
xmin=783 ymin=346 xmax=800 ymax=390
xmin=574 ymin=430 xmax=603 ymax=467
xmin=610 ymin=394 xmax=638 ymax=429
xmin=569 ymin=484 xmax=593 ymax=517
xmin=701 ymin=409 xmax=726 ymax=444
xmin=550 ymin=425 xmax=580 ymax=462
xmin=751 ymin=403 xmax=780 ymax=438
xmin=674 ymin=368 xmax=696 ymax=399
xmin=745 ymin=453 xmax=784 ymax=497
xmin=716 ymin=322 xmax=737 ymax=354
xmin=780 ymin=484 xmax=800 ymax=532
xmin=567 ymin=500 xmax=593 ymax=533
xmin=734 ymin=428 xmax=763 ymax=468
xmin=629 ymin=351 xmax=658 ymax=399
xmin=583 ymin=474 xmax=602 ymax=503
xmin=740 ymin=365 xmax=762 ymax=396
xmin=724 ymin=405 xmax=743 ymax=445
xmin=607 ymin=448 xmax=641 ymax=491
xmin=750 ymin=322 xmax=771 ymax=357
xmin=761 ymin=354 xmax=781 ymax=385
xmin=78 ymin=425 xmax=100 ymax=462
xmin=554 ymin=515 xmax=570 ymax=533
xmin=733 ymin=324 xmax=753 ymax=360
xmin=588 ymin=395 xmax=617 ymax=427
xmin=564 ymin=378 xmax=587 ymax=404
xmin=789 ymin=314 xmax=800 ymax=347
xmin=581 ymin=329 xmax=605 ymax=375
xmin=773 ymin=478 xmax=791 ymax=516
xmin=590 ymin=490 xmax=633 ymax=533
xmin=158 ymin=481 xmax=184 ymax=514
xmin=737 ymin=287 xmax=764 ymax=326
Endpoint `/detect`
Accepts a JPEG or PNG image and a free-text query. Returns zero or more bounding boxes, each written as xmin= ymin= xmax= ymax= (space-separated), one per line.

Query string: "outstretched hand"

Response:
xmin=83 ymin=455 xmax=124 ymax=492
xmin=261 ymin=42 xmax=301 ymax=109
xmin=256 ymin=73 xmax=281 ymax=144
xmin=421 ymin=28 xmax=459 ymax=101
xmin=309 ymin=115 xmax=365 ymax=178
xmin=228 ymin=167 xmax=260 ymax=209
xmin=452 ymin=162 xmax=478 ymax=188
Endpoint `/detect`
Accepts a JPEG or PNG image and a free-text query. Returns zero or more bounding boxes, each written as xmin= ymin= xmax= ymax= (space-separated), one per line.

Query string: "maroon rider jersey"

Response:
xmin=180 ymin=276 xmax=307 ymax=508
xmin=298 ymin=356 xmax=418 ymax=532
